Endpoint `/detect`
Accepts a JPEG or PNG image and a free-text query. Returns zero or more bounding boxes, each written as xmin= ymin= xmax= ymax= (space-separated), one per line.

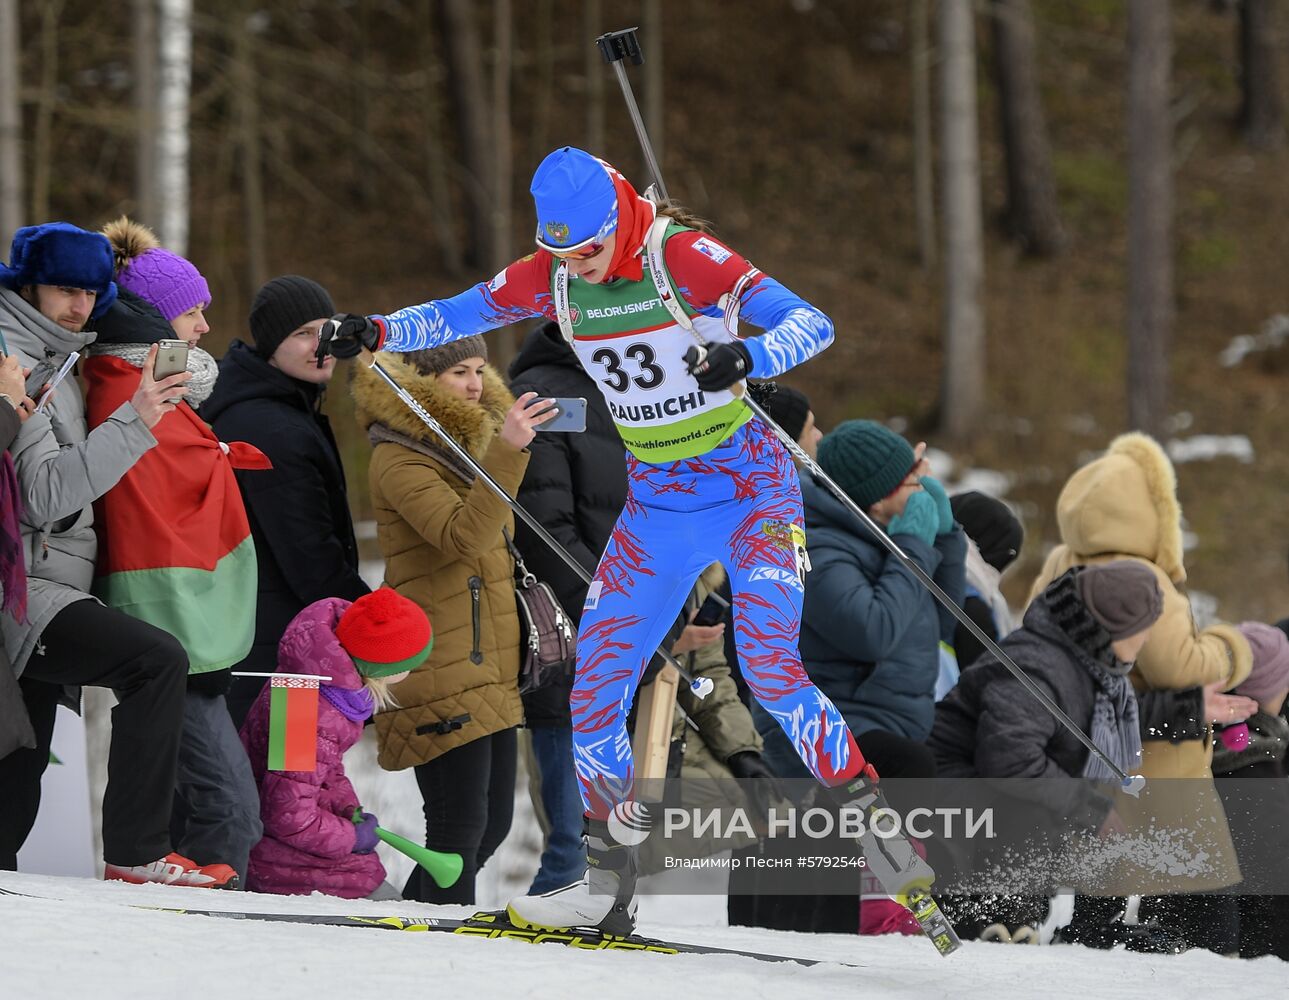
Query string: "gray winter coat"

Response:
xmin=0 ymin=287 xmax=156 ymax=675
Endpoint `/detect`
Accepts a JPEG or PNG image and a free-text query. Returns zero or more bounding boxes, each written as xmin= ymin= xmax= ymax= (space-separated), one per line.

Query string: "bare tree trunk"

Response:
xmin=643 ymin=0 xmax=664 ymax=180
xmin=420 ymin=0 xmax=464 ymax=276
xmin=0 ymin=0 xmax=23 ymax=237
xmin=30 ymin=0 xmax=63 ymax=223
xmin=351 ymin=6 xmax=376 ymax=206
xmin=529 ymin=0 xmax=554 ymax=165
xmin=910 ymin=0 xmax=936 ymax=272
xmin=1127 ymin=0 xmax=1173 ymax=437
xmin=134 ymin=0 xmax=158 ymax=224
xmin=988 ymin=0 xmax=1065 ymax=256
xmin=156 ymin=0 xmax=192 ymax=254
xmin=493 ymin=0 xmax=519 ymax=363
xmin=441 ymin=0 xmax=493 ymax=270
xmin=232 ymin=11 xmax=266 ymax=290
xmin=938 ymin=0 xmax=986 ymax=440
xmin=492 ymin=0 xmax=512 ymax=273
xmin=1237 ymin=0 xmax=1284 ymax=149
xmin=585 ymin=0 xmax=604 ymax=153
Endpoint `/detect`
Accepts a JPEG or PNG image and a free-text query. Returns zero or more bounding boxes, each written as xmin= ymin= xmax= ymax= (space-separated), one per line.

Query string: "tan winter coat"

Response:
xmin=1026 ymin=432 xmax=1251 ymax=890
xmin=352 ymin=357 xmax=527 ymax=770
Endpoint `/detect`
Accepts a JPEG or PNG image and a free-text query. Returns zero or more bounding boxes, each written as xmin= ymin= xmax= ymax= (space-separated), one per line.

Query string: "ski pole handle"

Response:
xmin=597 ymin=27 xmax=644 ymax=66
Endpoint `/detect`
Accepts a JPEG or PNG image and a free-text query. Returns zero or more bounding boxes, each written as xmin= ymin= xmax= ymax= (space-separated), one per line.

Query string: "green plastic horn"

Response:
xmin=353 ymin=809 xmax=463 ymax=889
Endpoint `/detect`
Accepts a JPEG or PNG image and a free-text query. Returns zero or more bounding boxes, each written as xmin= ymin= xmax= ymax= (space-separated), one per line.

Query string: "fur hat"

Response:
xmin=0 ymin=222 xmax=118 ymax=318
xmin=104 ymin=217 xmax=210 ymax=322
xmin=817 ymin=420 xmax=916 ymax=510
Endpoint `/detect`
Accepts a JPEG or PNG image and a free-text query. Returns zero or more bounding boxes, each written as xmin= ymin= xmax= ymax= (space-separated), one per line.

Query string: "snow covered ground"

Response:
xmin=2 ymin=870 xmax=1283 ymax=1000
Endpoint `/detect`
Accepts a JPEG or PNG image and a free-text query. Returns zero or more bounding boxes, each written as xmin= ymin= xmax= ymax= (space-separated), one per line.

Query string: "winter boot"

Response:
xmin=104 ymin=852 xmax=239 ymax=889
xmin=507 ymin=817 xmax=639 ymax=937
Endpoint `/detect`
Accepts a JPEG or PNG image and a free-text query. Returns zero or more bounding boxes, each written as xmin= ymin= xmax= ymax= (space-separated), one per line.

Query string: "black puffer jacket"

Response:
xmin=928 ymin=570 xmax=1120 ymax=832
xmin=506 ymin=322 xmax=627 ymax=727
xmin=201 ymin=340 xmax=369 ymax=726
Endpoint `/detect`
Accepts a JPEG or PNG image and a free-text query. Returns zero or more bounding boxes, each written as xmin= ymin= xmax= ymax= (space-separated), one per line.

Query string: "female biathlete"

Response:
xmin=319 ymin=147 xmax=877 ymax=934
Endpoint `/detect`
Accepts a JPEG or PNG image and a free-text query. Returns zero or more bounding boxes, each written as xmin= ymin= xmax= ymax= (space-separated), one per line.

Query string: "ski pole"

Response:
xmin=596 ymin=27 xmax=1143 ymax=796
xmin=358 ymin=348 xmax=714 ymax=699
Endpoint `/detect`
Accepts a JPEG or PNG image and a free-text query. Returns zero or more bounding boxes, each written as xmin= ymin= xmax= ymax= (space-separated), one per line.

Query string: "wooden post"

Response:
xmin=631 ymin=663 xmax=680 ymax=804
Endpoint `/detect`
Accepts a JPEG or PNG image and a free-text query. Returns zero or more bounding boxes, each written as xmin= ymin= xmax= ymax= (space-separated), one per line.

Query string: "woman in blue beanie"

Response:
xmin=318 ymin=147 xmax=876 ymax=934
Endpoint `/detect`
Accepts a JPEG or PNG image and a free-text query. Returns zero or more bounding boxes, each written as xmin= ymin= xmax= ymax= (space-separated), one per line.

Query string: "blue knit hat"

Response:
xmin=0 ymin=222 xmax=118 ymax=318
xmin=530 ymin=147 xmax=618 ymax=251
xmin=817 ymin=420 xmax=917 ymax=510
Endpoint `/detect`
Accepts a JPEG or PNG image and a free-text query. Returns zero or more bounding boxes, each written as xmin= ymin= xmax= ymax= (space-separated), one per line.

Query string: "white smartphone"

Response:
xmin=533 ymin=397 xmax=588 ymax=433
xmin=153 ymin=339 xmax=190 ymax=379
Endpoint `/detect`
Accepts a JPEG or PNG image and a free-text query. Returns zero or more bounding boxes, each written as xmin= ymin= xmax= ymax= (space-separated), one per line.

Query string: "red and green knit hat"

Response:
xmin=336 ymin=588 xmax=433 ymax=678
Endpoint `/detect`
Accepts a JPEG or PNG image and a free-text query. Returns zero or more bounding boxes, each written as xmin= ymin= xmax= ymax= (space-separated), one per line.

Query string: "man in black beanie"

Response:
xmin=203 ymin=275 xmax=370 ymax=726
xmin=759 ymin=384 xmax=822 ymax=460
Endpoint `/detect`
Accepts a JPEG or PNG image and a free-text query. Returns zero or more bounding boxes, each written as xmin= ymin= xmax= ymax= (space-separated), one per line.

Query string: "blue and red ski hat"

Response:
xmin=530 ymin=147 xmax=619 ymax=252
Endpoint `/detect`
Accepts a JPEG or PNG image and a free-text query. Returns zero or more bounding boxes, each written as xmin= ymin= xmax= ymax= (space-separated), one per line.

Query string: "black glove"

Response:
xmin=725 ymin=750 xmax=787 ymax=820
xmin=316 ymin=313 xmax=382 ymax=366
xmin=684 ymin=341 xmax=753 ymax=391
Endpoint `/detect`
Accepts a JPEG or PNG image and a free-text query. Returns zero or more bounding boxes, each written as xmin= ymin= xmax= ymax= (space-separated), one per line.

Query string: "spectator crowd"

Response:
xmin=2 ymin=217 xmax=1286 ymax=962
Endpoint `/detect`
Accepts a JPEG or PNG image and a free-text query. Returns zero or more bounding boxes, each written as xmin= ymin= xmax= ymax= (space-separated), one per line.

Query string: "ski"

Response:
xmin=0 ymin=886 xmax=858 ymax=967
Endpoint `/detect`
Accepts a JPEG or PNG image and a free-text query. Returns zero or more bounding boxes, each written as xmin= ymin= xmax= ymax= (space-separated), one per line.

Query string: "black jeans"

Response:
xmin=403 ymin=727 xmax=518 ymax=905
xmin=0 ymin=600 xmax=187 ymax=868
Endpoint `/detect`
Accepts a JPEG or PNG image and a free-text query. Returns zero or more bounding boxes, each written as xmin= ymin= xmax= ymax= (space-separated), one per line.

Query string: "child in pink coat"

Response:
xmin=240 ymin=588 xmax=432 ymax=897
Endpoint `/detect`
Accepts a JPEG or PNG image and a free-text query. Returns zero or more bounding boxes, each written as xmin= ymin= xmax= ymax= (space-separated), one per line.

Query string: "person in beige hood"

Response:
xmin=1027 ymin=432 xmax=1252 ymax=779
xmin=1028 ymin=432 xmax=1251 ymax=951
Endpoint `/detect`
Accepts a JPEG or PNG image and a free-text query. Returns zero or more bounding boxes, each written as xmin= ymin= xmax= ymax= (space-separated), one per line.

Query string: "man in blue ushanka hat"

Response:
xmin=0 ymin=221 xmax=225 ymax=888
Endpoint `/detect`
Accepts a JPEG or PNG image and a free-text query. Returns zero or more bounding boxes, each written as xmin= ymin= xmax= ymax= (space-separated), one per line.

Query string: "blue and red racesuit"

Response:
xmin=372 ymin=215 xmax=870 ymax=819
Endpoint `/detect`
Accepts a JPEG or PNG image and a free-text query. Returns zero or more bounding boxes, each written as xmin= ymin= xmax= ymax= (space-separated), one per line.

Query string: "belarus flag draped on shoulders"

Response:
xmin=83 ymin=353 xmax=271 ymax=676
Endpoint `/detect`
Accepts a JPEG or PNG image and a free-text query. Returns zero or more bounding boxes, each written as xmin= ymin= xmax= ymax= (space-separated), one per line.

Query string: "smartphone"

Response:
xmin=25 ymin=359 xmax=59 ymax=398
xmin=533 ymin=396 xmax=588 ymax=433
xmin=153 ymin=339 xmax=191 ymax=379
xmin=692 ymin=591 xmax=731 ymax=628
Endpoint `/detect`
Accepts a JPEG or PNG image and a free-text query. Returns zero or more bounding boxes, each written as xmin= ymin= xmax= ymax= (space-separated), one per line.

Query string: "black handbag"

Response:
xmin=503 ymin=529 xmax=576 ymax=694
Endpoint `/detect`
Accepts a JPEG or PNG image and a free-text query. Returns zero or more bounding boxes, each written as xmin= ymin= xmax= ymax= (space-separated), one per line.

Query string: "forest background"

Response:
xmin=2 ymin=0 xmax=1288 ymax=621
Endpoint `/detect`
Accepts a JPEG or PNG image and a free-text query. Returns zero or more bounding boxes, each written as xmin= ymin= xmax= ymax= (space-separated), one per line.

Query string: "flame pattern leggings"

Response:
xmin=570 ymin=418 xmax=864 ymax=819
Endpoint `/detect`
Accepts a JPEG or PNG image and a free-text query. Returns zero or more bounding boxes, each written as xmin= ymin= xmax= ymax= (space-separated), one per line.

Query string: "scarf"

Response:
xmin=963 ymin=539 xmax=1014 ymax=637
xmin=1042 ymin=569 xmax=1144 ymax=783
xmin=1082 ymin=654 xmax=1143 ymax=783
xmin=321 ymin=682 xmax=374 ymax=722
xmin=0 ymin=452 xmax=26 ymax=622
xmin=87 ymin=341 xmax=220 ymax=407
xmin=601 ymin=164 xmax=658 ymax=284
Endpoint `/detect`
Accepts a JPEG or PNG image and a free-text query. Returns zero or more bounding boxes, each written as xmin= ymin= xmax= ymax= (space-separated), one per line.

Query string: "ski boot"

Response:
xmin=828 ymin=773 xmax=962 ymax=955
xmin=506 ymin=817 xmax=639 ymax=937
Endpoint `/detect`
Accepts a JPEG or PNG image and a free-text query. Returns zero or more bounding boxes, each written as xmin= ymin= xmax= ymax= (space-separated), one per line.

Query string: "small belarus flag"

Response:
xmin=267 ymin=674 xmax=320 ymax=772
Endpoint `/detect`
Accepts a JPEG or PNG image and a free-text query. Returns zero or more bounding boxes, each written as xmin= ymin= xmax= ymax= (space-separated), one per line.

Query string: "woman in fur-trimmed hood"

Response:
xmin=351 ymin=337 xmax=552 ymax=904
xmin=1026 ymin=431 xmax=1252 ymax=895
